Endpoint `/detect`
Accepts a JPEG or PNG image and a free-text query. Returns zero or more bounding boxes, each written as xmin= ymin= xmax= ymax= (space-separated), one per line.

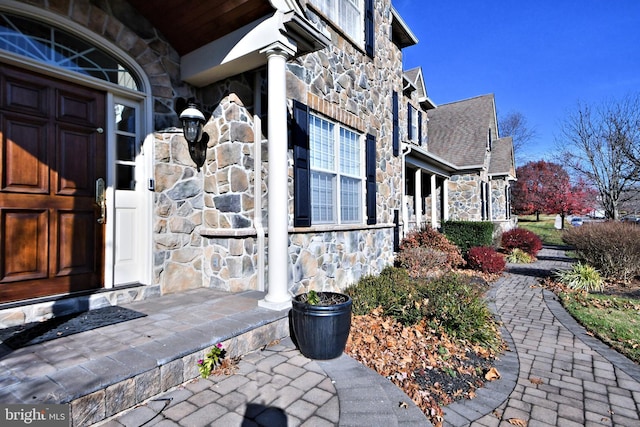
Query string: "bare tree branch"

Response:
xmin=498 ymin=111 xmax=537 ymax=155
xmin=556 ymin=95 xmax=640 ymax=219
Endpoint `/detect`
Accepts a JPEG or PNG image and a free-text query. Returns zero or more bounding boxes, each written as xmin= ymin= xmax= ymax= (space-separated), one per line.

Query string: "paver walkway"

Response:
xmin=446 ymin=246 xmax=640 ymax=427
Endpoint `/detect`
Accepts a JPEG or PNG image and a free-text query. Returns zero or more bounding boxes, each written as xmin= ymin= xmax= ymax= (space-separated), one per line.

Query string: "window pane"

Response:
xmin=341 ymin=0 xmax=362 ymax=42
xmin=116 ymin=105 xmax=136 ymax=133
xmin=340 ymin=176 xmax=361 ymax=222
xmin=311 ymin=171 xmax=335 ymax=223
xmin=340 ymin=128 xmax=360 ymax=176
xmin=116 ymin=135 xmax=136 ymax=161
xmin=0 ymin=12 xmax=140 ymax=91
xmin=310 ymin=115 xmax=335 ymax=171
xmin=116 ymin=164 xmax=135 ymax=190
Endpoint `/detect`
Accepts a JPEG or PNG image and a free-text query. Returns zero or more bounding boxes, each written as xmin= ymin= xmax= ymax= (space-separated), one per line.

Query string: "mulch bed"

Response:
xmin=345 ymin=308 xmax=504 ymax=427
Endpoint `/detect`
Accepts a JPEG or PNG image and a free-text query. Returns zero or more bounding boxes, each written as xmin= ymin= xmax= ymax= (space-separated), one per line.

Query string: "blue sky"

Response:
xmin=394 ymin=1 xmax=640 ymax=165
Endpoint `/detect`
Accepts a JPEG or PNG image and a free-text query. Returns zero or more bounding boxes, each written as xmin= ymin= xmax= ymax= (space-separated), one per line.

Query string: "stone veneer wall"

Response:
xmin=282 ymin=0 xmax=403 ymax=294
xmin=154 ymin=73 xmax=263 ymax=294
xmin=448 ymin=174 xmax=483 ymax=221
xmin=8 ymin=0 xmax=403 ymax=300
xmin=289 ymin=228 xmax=394 ymax=294
xmin=491 ymin=178 xmax=508 ymax=221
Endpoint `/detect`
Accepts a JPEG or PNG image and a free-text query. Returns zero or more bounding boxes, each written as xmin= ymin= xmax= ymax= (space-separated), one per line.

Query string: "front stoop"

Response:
xmin=70 ymin=318 xmax=289 ymax=426
xmin=0 ymin=289 xmax=290 ymax=427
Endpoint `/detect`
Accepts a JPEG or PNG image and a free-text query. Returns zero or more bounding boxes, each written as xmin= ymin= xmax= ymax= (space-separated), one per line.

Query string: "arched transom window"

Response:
xmin=0 ymin=12 xmax=140 ymax=91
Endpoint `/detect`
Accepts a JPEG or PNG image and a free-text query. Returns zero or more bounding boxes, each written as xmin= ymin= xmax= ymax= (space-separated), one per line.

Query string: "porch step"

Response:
xmin=0 ymin=289 xmax=289 ymax=426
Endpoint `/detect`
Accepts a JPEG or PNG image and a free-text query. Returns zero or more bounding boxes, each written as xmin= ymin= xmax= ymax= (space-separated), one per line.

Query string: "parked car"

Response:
xmin=570 ymin=217 xmax=583 ymax=227
xmin=621 ymin=215 xmax=640 ymax=225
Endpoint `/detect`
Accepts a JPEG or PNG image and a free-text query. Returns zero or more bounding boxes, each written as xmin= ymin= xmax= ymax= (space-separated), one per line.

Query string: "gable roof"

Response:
xmin=404 ymin=67 xmax=436 ymax=110
xmin=426 ymin=94 xmax=497 ymax=168
xmin=489 ymin=136 xmax=516 ymax=178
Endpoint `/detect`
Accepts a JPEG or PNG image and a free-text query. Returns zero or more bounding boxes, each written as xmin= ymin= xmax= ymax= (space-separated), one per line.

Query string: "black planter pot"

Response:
xmin=290 ymin=292 xmax=353 ymax=360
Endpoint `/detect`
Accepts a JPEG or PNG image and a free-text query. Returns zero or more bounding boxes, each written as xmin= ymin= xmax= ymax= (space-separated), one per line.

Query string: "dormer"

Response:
xmin=404 ymin=67 xmax=436 ymax=110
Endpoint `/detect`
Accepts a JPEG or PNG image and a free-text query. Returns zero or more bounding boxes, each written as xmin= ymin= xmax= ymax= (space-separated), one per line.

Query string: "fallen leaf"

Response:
xmin=508 ymin=418 xmax=527 ymax=426
xmin=399 ymin=401 xmax=409 ymax=408
xmin=485 ymin=367 xmax=501 ymax=381
xmin=529 ymin=377 xmax=544 ymax=385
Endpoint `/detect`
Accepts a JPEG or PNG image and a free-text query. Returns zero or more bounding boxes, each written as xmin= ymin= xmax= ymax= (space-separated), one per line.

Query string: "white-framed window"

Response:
xmin=309 ymin=114 xmax=363 ymax=224
xmin=409 ymin=105 xmax=419 ymax=143
xmin=308 ymin=0 xmax=364 ymax=46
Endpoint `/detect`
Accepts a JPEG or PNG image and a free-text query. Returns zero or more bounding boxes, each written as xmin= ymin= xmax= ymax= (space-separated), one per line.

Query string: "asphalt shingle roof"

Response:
xmin=426 ymin=94 xmax=497 ymax=168
xmin=489 ymin=136 xmax=515 ymax=177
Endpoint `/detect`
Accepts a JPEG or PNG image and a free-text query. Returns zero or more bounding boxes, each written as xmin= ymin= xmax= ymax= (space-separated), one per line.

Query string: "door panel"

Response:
xmin=0 ymin=64 xmax=106 ymax=303
xmin=1 ymin=115 xmax=48 ymax=193
xmin=1 ymin=208 xmax=48 ymax=282
xmin=56 ymin=124 xmax=97 ymax=196
xmin=57 ymin=209 xmax=96 ymax=276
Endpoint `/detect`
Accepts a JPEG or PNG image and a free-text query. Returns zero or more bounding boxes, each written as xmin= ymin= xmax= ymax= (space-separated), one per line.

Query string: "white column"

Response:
xmin=431 ymin=174 xmax=438 ymax=228
xmin=443 ymin=178 xmax=449 ymax=221
xmin=414 ymin=169 xmax=422 ymax=229
xmin=259 ymin=45 xmax=294 ymax=311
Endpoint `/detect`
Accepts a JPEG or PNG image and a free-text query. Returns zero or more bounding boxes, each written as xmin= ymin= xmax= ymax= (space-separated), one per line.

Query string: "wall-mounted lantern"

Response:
xmin=178 ymin=102 xmax=209 ymax=171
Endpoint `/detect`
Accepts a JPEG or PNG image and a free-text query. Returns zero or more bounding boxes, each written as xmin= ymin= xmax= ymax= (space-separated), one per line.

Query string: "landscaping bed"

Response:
xmin=345 ymin=308 xmax=504 ymax=426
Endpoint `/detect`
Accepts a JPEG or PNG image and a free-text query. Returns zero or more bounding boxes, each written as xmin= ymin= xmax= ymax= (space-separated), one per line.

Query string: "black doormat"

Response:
xmin=0 ymin=306 xmax=147 ymax=350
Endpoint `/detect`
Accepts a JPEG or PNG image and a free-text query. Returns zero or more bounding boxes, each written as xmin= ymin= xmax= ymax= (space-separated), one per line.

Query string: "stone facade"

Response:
xmin=280 ymin=1 xmax=403 ymax=293
xmin=448 ymin=173 xmax=484 ymax=221
xmin=152 ymin=0 xmax=405 ymax=296
xmin=491 ymin=178 xmax=509 ymax=221
xmin=0 ymin=0 xmax=514 ymax=321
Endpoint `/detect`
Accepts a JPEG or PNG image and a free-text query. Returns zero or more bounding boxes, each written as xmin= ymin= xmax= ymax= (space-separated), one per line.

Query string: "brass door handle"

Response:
xmin=96 ymin=178 xmax=106 ymax=224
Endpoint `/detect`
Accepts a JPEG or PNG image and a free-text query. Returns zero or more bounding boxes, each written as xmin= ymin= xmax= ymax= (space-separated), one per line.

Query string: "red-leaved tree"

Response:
xmin=512 ymin=161 xmax=596 ymax=227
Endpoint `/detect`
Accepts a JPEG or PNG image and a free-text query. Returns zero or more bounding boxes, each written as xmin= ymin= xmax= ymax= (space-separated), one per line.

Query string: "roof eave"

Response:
xmin=391 ymin=6 xmax=418 ymax=48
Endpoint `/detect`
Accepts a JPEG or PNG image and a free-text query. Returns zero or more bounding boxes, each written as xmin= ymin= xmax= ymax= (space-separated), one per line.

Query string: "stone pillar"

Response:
xmin=414 ymin=169 xmax=422 ymax=229
xmin=259 ymin=44 xmax=295 ymax=311
xmin=431 ymin=174 xmax=438 ymax=229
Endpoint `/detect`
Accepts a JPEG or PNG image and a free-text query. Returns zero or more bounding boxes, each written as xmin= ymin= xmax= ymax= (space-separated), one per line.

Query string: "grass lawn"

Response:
xmin=558 ymin=292 xmax=640 ymax=364
xmin=516 ymin=214 xmax=566 ymax=246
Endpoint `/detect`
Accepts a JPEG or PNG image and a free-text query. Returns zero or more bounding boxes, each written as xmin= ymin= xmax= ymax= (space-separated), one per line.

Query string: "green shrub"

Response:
xmin=467 ymin=246 xmax=506 ymax=274
xmin=398 ymin=226 xmax=465 ymax=270
xmin=505 ymin=248 xmax=534 ymax=264
xmin=554 ymin=262 xmax=604 ymax=292
xmin=421 ymin=274 xmax=501 ymax=348
xmin=442 ymin=221 xmax=495 ymax=254
xmin=346 ymin=269 xmax=502 ymax=349
xmin=345 ymin=266 xmax=413 ymax=316
xmin=501 ymin=228 xmax=543 ymax=257
xmin=562 ymin=222 xmax=640 ymax=282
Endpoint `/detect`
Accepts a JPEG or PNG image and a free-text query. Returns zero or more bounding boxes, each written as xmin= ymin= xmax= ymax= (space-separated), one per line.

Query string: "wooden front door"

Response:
xmin=0 ymin=64 xmax=106 ymax=303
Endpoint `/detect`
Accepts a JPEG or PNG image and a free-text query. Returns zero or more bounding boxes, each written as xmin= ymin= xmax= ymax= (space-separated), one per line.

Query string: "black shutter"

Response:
xmin=393 ymin=209 xmax=400 ymax=252
xmin=392 ymin=91 xmax=399 ymax=156
xmin=292 ymin=100 xmax=311 ymax=227
xmin=407 ymin=103 xmax=413 ymax=141
xmin=365 ymin=0 xmax=375 ymax=57
xmin=366 ymin=134 xmax=377 ymax=225
xmin=418 ymin=111 xmax=423 ymax=145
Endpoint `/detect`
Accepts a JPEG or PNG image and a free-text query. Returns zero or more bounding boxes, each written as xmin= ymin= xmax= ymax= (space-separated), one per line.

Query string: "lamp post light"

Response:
xmin=179 ymin=103 xmax=208 ymax=171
